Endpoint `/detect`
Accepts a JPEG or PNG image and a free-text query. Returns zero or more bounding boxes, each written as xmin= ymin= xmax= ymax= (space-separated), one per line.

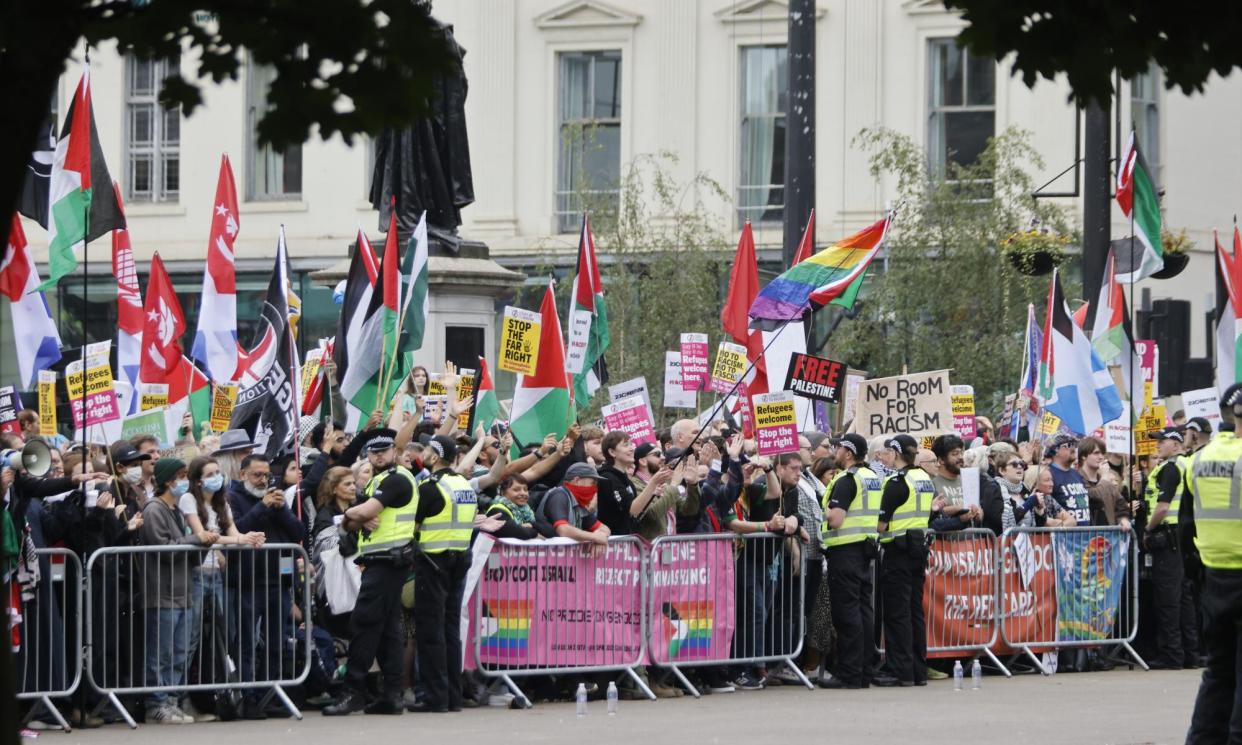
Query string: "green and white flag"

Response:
xmin=1115 ymin=131 xmax=1164 ymax=283
xmin=510 ymin=282 xmax=571 ymax=452
xmin=565 ymin=215 xmax=609 ymax=409
xmin=395 ymin=211 xmax=429 ymax=375
xmin=339 ymin=211 xmax=402 ymax=427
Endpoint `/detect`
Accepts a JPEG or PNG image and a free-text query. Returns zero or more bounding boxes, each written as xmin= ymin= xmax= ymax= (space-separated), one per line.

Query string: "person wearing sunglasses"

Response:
xmin=996 ymin=457 xmax=1046 ymax=530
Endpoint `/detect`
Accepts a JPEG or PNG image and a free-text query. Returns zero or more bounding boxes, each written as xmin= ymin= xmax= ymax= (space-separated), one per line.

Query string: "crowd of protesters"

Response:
xmin=3 ymin=361 xmax=1210 ymax=728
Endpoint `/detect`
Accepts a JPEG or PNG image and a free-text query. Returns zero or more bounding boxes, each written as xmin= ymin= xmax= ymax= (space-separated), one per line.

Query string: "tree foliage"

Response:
xmin=829 ymin=127 xmax=1075 ymax=415
xmin=946 ymin=0 xmax=1242 ymax=105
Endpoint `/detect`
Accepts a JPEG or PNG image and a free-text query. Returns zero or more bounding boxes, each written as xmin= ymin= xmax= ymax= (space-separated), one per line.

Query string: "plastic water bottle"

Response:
xmin=576 ymin=683 xmax=588 ymax=718
xmin=952 ymin=660 xmax=963 ymax=691
xmin=971 ymin=659 xmax=982 ymax=690
xmin=606 ymin=681 xmax=618 ymax=716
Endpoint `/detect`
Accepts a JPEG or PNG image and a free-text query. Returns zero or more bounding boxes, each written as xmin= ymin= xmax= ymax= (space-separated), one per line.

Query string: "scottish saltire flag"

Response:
xmin=192 ymin=155 xmax=240 ymax=382
xmin=748 ymin=213 xmax=891 ymax=330
xmin=1037 ymin=270 xmax=1124 ymax=435
xmin=1 ymin=214 xmax=61 ymax=389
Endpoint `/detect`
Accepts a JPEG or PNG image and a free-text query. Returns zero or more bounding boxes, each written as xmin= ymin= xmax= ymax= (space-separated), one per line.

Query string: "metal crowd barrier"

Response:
xmin=997 ymin=526 xmax=1146 ymax=674
xmin=84 ymin=543 xmax=313 ymax=727
xmin=14 ymin=548 xmax=84 ymax=732
xmin=647 ymin=532 xmax=812 ymax=697
xmin=472 ymin=536 xmax=653 ymax=704
xmin=916 ymin=528 xmax=1011 ymax=676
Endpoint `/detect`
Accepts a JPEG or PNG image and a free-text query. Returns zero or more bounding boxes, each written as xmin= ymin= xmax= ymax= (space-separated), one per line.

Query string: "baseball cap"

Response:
xmin=417 ymin=434 xmax=458 ymax=462
xmin=634 ymin=442 xmax=659 ymax=460
xmin=364 ymin=428 xmax=398 ymax=452
xmin=832 ymin=433 xmax=868 ymax=459
xmin=111 ymin=442 xmax=152 ymax=465
xmin=564 ymin=462 xmax=603 ymax=481
xmin=1224 ymin=383 xmax=1242 ymax=409
xmin=885 ymin=434 xmax=917 ymax=454
xmin=1184 ymin=417 xmax=1212 ymax=434
xmin=1151 ymin=427 xmax=1185 ymax=443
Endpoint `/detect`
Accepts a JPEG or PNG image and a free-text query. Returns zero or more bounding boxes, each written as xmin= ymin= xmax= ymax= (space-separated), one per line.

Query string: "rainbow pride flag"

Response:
xmin=748 ymin=214 xmax=892 ymax=330
xmin=662 ymin=601 xmax=715 ymax=659
xmin=480 ymin=599 xmax=533 ymax=659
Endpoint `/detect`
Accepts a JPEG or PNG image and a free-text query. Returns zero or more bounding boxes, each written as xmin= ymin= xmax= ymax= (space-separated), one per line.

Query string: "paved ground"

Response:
xmin=32 ymin=669 xmax=1200 ymax=745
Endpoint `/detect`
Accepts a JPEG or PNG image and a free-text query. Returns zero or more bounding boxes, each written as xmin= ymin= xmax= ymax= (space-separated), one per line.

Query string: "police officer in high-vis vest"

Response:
xmin=876 ymin=434 xmax=935 ymax=687
xmin=819 ymin=433 xmax=882 ymax=690
xmin=408 ymin=434 xmax=478 ymax=713
xmin=1186 ymin=383 xmax=1242 ymax=744
xmin=1144 ymin=426 xmax=1198 ymax=669
xmin=325 ymin=428 xmax=418 ymax=716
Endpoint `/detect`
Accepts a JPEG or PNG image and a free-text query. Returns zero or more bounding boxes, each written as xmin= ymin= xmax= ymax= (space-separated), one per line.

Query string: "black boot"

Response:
xmin=323 ymin=692 xmax=366 ymax=716
xmin=364 ymin=698 xmax=403 ymax=715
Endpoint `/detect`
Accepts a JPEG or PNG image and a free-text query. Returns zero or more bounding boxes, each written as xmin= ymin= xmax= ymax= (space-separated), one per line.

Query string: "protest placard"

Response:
xmin=423 ymin=395 xmax=448 ymax=422
xmin=709 ymin=341 xmax=748 ymax=394
xmin=1182 ymin=387 xmax=1222 ymax=428
xmin=783 ymin=352 xmax=845 ymax=403
xmin=456 ymin=369 xmax=476 ymax=430
xmin=601 ymin=395 xmax=656 ymax=446
xmin=1137 ymin=339 xmax=1157 ymax=409
xmin=1136 ymin=402 xmax=1166 ymax=456
xmin=565 ymin=308 xmax=592 ymax=375
xmin=37 ymin=370 xmax=57 ymax=434
xmin=961 ymin=467 xmax=980 ymax=509
xmin=851 ymin=370 xmax=954 ymax=440
xmin=663 ymin=352 xmax=697 ymax=409
xmin=121 ymin=406 xmax=171 ymax=446
xmin=139 ymin=383 xmax=169 ymax=412
xmin=951 ymin=385 xmax=976 ymax=439
xmin=753 ymin=390 xmax=798 ymax=455
xmin=426 ymin=378 xmax=447 ymax=396
xmin=1038 ymin=411 xmax=1062 ymax=436
xmin=210 ymin=383 xmax=238 ymax=433
xmin=840 ymin=369 xmax=867 ymax=429
xmin=65 ymin=352 xmax=121 ymax=430
xmin=680 ymin=333 xmax=709 ymax=391
xmin=0 ymin=386 xmax=20 ymax=435
xmin=1104 ymin=402 xmax=1132 ymax=455
xmin=300 ymin=348 xmax=323 ymax=403
xmin=499 ymin=306 xmax=541 ymax=375
xmin=608 ymin=376 xmax=656 ymax=429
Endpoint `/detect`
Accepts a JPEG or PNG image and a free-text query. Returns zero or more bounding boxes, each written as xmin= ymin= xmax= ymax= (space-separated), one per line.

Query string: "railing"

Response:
xmin=14 ymin=548 xmax=84 ymax=732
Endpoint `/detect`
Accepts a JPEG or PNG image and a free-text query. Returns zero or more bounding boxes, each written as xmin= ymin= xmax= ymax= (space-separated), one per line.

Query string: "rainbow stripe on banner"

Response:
xmin=660 ymin=601 xmax=715 ymax=659
xmin=747 ymin=215 xmax=891 ymax=330
xmin=480 ymin=599 xmax=533 ymax=659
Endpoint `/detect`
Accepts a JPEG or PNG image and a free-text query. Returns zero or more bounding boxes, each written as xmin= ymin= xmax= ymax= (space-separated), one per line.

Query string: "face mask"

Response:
xmin=202 ymin=474 xmax=225 ymax=493
xmin=171 ymin=479 xmax=190 ymax=497
xmin=123 ymin=466 xmax=144 ymax=485
xmin=565 ymin=482 xmax=598 ymax=509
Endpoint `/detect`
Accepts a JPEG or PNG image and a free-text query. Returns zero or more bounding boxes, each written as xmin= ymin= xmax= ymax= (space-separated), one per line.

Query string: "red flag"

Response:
xmin=356 ymin=227 xmax=379 ymax=286
xmin=791 ymin=209 xmax=816 ymax=266
xmin=139 ymin=253 xmax=187 ymax=382
xmin=301 ymin=337 xmax=333 ymax=415
xmin=382 ymin=210 xmax=400 ymax=313
xmin=206 ymin=155 xmax=239 ymax=294
xmin=721 ymin=224 xmax=768 ymax=429
xmin=110 ymin=184 xmax=143 ymax=335
xmin=0 ymin=214 xmax=31 ymax=301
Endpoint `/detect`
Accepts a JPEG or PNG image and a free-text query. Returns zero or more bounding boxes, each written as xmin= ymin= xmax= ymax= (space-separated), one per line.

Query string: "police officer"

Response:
xmin=324 ymin=428 xmax=418 ymax=716
xmin=818 ymin=433 xmax=882 ymax=689
xmin=1144 ymin=427 xmax=1197 ymax=669
xmin=876 ymin=434 xmax=935 ymax=687
xmin=1180 ymin=416 xmax=1214 ymax=666
xmin=408 ymin=434 xmax=477 ymax=713
xmin=1186 ymin=384 xmax=1242 ymax=743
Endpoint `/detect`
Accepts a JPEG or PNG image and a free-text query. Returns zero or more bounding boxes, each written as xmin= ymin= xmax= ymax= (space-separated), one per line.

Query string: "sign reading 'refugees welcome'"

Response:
xmin=852 ymin=369 xmax=955 ymax=440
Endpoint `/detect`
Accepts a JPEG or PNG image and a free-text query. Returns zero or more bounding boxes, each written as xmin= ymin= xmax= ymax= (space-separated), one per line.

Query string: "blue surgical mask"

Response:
xmin=171 ymin=479 xmax=190 ymax=497
xmin=202 ymin=474 xmax=225 ymax=493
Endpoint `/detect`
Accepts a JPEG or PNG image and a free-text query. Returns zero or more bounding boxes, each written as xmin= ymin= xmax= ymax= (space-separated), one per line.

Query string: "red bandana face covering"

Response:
xmin=565 ymin=482 xmax=597 ymax=508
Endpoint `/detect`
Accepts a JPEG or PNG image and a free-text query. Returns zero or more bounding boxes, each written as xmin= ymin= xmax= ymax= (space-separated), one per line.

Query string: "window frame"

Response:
xmin=124 ymin=54 xmax=182 ymax=203
xmin=554 ymin=49 xmax=623 ymax=234
xmin=245 ymin=55 xmax=304 ymax=201
xmin=737 ymin=43 xmax=788 ymax=227
xmin=926 ymin=37 xmax=996 ymax=177
xmin=1131 ymin=63 xmax=1161 ymax=188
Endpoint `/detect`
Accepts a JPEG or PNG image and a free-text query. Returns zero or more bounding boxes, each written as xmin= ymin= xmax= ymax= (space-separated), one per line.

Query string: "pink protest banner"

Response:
xmin=647 ymin=538 xmax=736 ymax=663
xmin=601 ymin=395 xmax=656 ymax=446
xmin=66 ymin=353 xmax=121 ymax=429
xmin=753 ymin=390 xmax=798 ymax=455
xmin=467 ymin=538 xmax=644 ymax=668
xmin=680 ymin=333 xmax=709 ymax=391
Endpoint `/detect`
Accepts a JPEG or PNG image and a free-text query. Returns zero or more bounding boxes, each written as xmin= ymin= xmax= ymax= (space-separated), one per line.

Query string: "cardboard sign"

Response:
xmin=121 ymin=406 xmax=171 ymax=446
xmin=608 ymin=376 xmax=656 ymax=428
xmin=952 ymin=385 xmax=976 ymax=439
xmin=1136 ymin=402 xmax=1167 ymax=457
xmin=423 ymin=394 xmax=448 ymax=422
xmin=1136 ymin=339 xmax=1157 ymax=409
xmin=753 ymin=390 xmax=798 ymax=456
xmin=663 ymin=352 xmax=697 ymax=409
xmin=456 ymin=369 xmax=476 ymax=430
xmin=852 ymin=370 xmax=954 ymax=440
xmin=210 ymin=383 xmax=238 ymax=433
xmin=65 ymin=352 xmax=121 ymax=429
xmin=1038 ymin=411 xmax=1062 ymax=436
xmin=37 ymin=370 xmax=57 ymax=435
xmin=601 ymin=395 xmax=656 ymax=446
xmin=1104 ymin=402 xmax=1132 ymax=455
xmin=300 ymin=348 xmax=323 ymax=403
xmin=565 ymin=308 xmax=593 ymax=375
xmin=1182 ymin=387 xmax=1222 ymax=428
xmin=139 ymin=382 xmax=169 ymax=412
xmin=783 ymin=352 xmax=845 ymax=403
xmin=426 ymin=378 xmax=447 ymax=396
xmin=0 ymin=386 xmax=20 ymax=435
xmin=961 ymin=467 xmax=980 ymax=509
xmin=709 ymin=341 xmax=748 ymax=395
xmin=680 ymin=333 xmax=709 ymax=391
xmin=841 ymin=370 xmax=867 ymax=428
xmin=499 ymin=306 xmax=541 ymax=375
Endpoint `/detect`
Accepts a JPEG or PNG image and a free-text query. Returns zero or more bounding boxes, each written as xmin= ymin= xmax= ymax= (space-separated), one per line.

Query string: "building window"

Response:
xmin=556 ymin=51 xmax=621 ymax=233
xmin=125 ymin=56 xmax=181 ymax=202
xmin=1132 ymin=63 xmax=1160 ymax=187
xmin=247 ymin=59 xmax=303 ymax=200
xmin=739 ymin=45 xmax=787 ymax=225
xmin=927 ymin=38 xmax=995 ymax=173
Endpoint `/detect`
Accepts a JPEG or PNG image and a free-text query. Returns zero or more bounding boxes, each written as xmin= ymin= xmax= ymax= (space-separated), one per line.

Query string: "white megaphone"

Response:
xmin=20 ymin=439 xmax=52 ymax=477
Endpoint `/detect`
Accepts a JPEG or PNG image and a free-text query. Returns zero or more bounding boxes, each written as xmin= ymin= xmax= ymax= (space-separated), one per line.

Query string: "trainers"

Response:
xmin=181 ymin=699 xmax=216 ymax=723
xmin=926 ymin=667 xmax=949 ymax=681
xmin=706 ymin=680 xmax=735 ymax=694
xmin=402 ymin=689 xmax=419 ymax=709
xmin=650 ymin=683 xmax=682 ymax=699
xmin=488 ymin=693 xmax=515 ymax=707
xmin=732 ymin=672 xmax=765 ymax=691
xmin=773 ymin=668 xmax=803 ymax=685
xmin=148 ymin=704 xmax=193 ymax=725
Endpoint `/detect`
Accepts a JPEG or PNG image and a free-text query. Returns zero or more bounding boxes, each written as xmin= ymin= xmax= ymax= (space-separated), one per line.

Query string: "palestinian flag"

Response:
xmin=167 ymin=354 xmax=213 ymax=436
xmin=1115 ymin=131 xmax=1163 ymax=283
xmin=469 ymin=356 xmax=503 ymax=434
xmin=565 ymin=214 xmax=609 ymax=409
xmin=509 ymin=282 xmax=571 ymax=451
xmin=333 ymin=231 xmax=378 ymax=429
xmin=39 ymin=69 xmax=124 ymax=290
xmin=397 ymin=211 xmax=430 ymax=355
xmin=1074 ymin=247 xmax=1140 ymax=399
xmin=1215 ymin=227 xmax=1242 ymax=394
xmin=339 ymin=210 xmax=402 ymax=428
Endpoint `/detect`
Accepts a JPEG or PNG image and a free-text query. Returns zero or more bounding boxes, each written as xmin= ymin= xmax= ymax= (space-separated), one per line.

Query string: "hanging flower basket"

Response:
xmin=1152 ymin=227 xmax=1193 ymax=279
xmin=1152 ymin=251 xmax=1189 ymax=279
xmin=1001 ymin=228 xmax=1070 ymax=277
